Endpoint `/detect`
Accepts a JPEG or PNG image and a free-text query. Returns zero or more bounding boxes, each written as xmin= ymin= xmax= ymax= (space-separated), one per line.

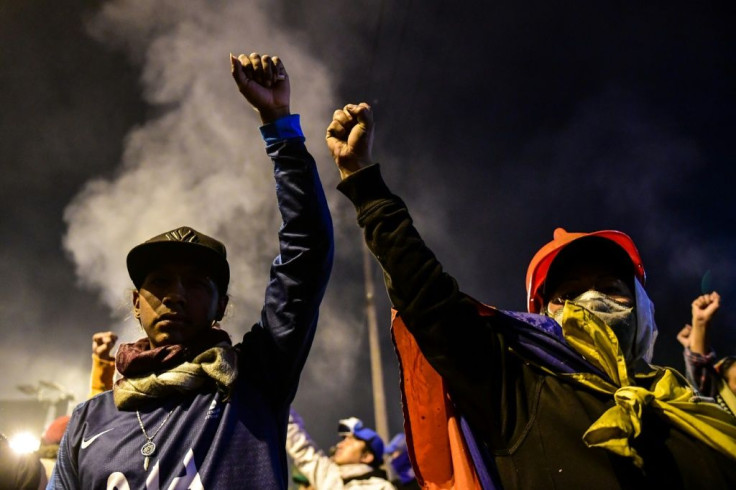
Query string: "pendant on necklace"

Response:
xmin=136 ymin=408 xmax=173 ymax=472
xmin=141 ymin=441 xmax=156 ymax=470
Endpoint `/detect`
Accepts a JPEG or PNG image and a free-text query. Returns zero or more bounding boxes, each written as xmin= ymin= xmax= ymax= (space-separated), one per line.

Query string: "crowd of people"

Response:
xmin=2 ymin=50 xmax=735 ymax=489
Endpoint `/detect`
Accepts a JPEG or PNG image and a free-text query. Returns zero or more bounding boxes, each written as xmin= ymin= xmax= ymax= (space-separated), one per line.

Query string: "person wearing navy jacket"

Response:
xmin=49 ymin=52 xmax=333 ymax=489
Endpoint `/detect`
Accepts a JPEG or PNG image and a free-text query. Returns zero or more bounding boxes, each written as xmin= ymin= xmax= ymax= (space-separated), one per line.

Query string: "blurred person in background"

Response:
xmin=38 ymin=330 xmax=120 ymax=480
xmin=89 ymin=331 xmax=118 ymax=397
xmin=37 ymin=416 xmax=70 ymax=481
xmin=0 ymin=433 xmax=46 ymax=489
xmin=677 ymin=291 xmax=736 ymax=416
xmin=384 ymin=433 xmax=418 ymax=490
xmin=286 ymin=409 xmax=394 ymax=489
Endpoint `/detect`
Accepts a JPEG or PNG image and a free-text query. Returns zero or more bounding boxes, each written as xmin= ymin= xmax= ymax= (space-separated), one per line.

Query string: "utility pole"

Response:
xmin=362 ymin=241 xmax=390 ymax=444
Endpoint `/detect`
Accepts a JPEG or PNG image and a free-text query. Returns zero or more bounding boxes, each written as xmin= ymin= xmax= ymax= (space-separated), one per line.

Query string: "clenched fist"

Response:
xmin=230 ymin=52 xmax=290 ymax=124
xmin=326 ymin=103 xmax=374 ymax=180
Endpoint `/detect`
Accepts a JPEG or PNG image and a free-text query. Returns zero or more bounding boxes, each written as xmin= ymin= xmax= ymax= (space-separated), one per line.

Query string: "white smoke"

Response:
xmin=63 ymin=0 xmax=361 ymax=394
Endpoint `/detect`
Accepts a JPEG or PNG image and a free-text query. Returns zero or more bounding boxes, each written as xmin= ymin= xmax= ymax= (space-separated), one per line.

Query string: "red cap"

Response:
xmin=526 ymin=228 xmax=645 ymax=313
xmin=42 ymin=415 xmax=70 ymax=445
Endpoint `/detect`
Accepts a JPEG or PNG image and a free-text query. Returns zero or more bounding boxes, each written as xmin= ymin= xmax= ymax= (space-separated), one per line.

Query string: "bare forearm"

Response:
xmin=688 ymin=324 xmax=709 ymax=355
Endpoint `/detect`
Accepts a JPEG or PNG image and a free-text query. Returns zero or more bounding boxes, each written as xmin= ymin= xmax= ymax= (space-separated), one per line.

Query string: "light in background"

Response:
xmin=8 ymin=431 xmax=41 ymax=455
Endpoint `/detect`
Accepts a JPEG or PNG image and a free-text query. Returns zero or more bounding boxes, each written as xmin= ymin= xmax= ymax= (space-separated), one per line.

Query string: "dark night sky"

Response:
xmin=1 ymin=0 xmax=735 ymax=452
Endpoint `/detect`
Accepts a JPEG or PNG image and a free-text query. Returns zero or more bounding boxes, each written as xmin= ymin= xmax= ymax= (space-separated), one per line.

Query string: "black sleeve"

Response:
xmin=338 ymin=164 xmax=516 ymax=440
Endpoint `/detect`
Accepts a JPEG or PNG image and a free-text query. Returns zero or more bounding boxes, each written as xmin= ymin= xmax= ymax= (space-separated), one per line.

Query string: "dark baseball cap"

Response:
xmin=126 ymin=226 xmax=230 ymax=294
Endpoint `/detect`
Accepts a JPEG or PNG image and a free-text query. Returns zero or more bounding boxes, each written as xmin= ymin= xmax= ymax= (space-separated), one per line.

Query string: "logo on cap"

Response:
xmin=165 ymin=227 xmax=200 ymax=244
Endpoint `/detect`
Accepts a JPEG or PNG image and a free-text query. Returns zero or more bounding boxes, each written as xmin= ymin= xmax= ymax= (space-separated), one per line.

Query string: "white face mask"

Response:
xmin=549 ymin=290 xmax=637 ymax=359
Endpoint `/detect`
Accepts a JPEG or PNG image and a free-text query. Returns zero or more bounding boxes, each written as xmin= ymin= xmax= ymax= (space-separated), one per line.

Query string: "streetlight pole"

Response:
xmin=362 ymin=241 xmax=390 ymax=444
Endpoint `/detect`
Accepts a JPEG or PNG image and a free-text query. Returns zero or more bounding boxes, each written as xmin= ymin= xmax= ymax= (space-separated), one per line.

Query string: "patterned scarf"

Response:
xmin=113 ymin=327 xmax=238 ymax=409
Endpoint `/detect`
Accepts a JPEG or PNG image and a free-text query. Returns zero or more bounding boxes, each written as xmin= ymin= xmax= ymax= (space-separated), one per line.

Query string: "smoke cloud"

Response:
xmin=61 ymin=0 xmax=366 ymax=415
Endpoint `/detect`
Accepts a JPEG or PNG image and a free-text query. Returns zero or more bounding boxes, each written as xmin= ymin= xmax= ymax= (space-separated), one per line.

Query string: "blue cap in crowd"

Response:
xmin=337 ymin=417 xmax=384 ymax=460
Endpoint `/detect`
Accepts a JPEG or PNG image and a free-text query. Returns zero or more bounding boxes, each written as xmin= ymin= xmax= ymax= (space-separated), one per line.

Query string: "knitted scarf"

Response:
xmin=113 ymin=327 xmax=238 ymax=409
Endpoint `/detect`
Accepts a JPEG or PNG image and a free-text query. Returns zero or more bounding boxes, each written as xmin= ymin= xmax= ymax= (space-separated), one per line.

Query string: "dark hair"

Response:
xmin=360 ymin=440 xmax=383 ymax=469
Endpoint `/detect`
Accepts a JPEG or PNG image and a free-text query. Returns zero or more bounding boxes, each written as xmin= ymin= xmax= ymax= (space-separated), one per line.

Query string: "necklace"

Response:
xmin=136 ymin=409 xmax=173 ymax=471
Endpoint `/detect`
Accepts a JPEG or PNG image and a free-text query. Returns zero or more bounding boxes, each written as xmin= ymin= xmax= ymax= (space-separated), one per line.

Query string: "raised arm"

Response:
xmin=89 ymin=331 xmax=117 ymax=397
xmin=286 ymin=409 xmax=345 ymax=489
xmin=681 ymin=291 xmax=721 ymax=395
xmin=231 ymin=52 xmax=334 ymax=401
xmin=689 ymin=291 xmax=720 ymax=355
xmin=329 ymin=103 xmax=504 ymax=431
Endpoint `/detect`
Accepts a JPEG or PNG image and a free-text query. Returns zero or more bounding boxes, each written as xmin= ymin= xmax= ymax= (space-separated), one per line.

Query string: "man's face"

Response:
xmin=133 ymin=262 xmax=227 ymax=348
xmin=333 ymin=435 xmax=372 ymax=466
